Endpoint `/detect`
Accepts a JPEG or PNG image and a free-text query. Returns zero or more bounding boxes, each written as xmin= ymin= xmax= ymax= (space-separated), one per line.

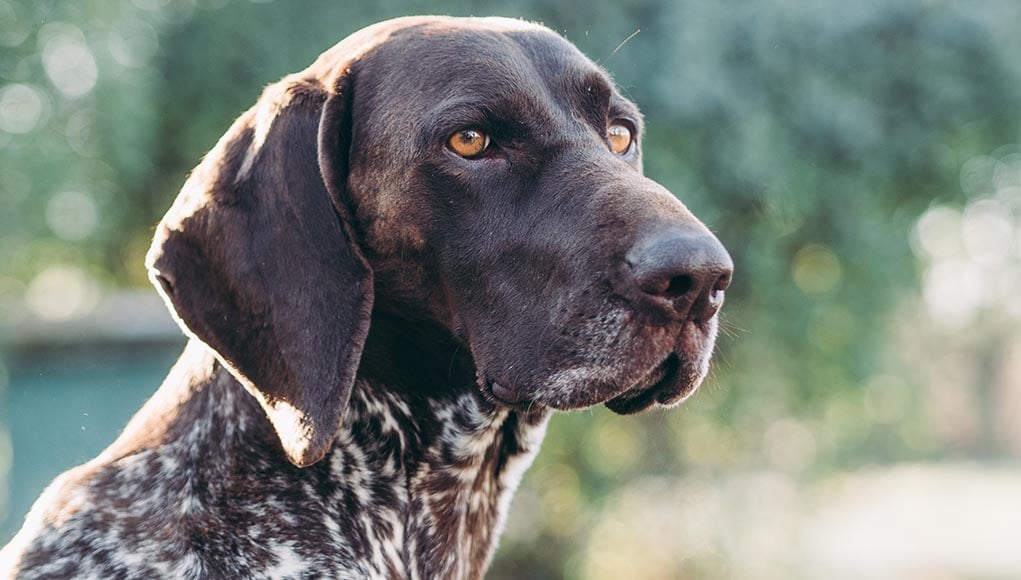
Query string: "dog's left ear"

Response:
xmin=145 ymin=68 xmax=372 ymax=468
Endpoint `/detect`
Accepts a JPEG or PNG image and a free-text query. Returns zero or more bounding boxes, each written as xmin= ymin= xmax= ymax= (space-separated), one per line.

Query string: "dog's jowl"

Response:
xmin=1 ymin=16 xmax=732 ymax=580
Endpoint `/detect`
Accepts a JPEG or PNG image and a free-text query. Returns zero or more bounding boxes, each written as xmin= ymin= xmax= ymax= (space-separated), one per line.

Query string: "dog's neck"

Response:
xmin=116 ymin=316 xmax=550 ymax=579
xmin=347 ymin=313 xmax=552 ymax=578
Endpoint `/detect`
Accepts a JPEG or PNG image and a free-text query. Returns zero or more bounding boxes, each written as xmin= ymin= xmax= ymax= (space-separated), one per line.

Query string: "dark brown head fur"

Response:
xmin=146 ymin=16 xmax=732 ymax=466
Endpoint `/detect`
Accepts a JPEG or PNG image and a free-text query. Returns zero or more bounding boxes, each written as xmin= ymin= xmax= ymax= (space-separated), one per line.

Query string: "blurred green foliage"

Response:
xmin=3 ymin=0 xmax=1021 ymax=578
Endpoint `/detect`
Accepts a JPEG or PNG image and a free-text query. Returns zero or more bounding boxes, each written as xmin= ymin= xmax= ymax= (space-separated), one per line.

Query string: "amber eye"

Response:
xmin=607 ymin=122 xmax=633 ymax=155
xmin=448 ymin=129 xmax=490 ymax=158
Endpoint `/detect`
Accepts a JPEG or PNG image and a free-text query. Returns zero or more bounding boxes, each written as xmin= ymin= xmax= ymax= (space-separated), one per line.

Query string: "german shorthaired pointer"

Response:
xmin=1 ymin=16 xmax=733 ymax=579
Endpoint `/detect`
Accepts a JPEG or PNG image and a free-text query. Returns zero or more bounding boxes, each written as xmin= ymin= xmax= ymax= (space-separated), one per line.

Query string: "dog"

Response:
xmin=0 ymin=16 xmax=732 ymax=579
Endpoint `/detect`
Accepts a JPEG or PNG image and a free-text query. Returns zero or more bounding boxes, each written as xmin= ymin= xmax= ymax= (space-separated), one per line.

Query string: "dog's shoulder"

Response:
xmin=0 ymin=348 xmax=409 ymax=579
xmin=0 ymin=350 xmax=286 ymax=577
xmin=1 ymin=446 xmax=191 ymax=577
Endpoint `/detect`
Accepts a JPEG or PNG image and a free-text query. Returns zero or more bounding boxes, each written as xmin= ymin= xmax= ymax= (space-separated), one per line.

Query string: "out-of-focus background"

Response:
xmin=2 ymin=0 xmax=1021 ymax=578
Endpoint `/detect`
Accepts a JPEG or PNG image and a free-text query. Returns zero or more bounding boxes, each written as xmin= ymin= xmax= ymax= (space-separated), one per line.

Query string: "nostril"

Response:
xmin=639 ymin=273 xmax=694 ymax=299
xmin=712 ymin=272 xmax=732 ymax=293
xmin=691 ymin=273 xmax=731 ymax=323
xmin=664 ymin=274 xmax=694 ymax=299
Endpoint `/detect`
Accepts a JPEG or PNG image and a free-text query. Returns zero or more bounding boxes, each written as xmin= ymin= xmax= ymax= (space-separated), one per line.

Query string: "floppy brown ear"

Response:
xmin=145 ymin=70 xmax=372 ymax=468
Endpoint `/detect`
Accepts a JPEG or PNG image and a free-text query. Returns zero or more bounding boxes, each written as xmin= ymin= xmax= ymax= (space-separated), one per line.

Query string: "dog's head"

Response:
xmin=147 ymin=17 xmax=733 ymax=467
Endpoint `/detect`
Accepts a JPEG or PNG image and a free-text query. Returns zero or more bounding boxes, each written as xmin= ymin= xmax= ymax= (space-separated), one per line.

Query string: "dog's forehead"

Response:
xmin=359 ymin=18 xmax=611 ymax=105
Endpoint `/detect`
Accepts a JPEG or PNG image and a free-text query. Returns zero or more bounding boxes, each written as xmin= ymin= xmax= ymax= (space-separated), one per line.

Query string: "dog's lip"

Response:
xmin=633 ymin=352 xmax=677 ymax=391
xmin=485 ymin=315 xmax=717 ymax=412
xmin=604 ymin=352 xmax=684 ymax=414
xmin=489 ymin=381 xmax=522 ymax=404
xmin=485 ymin=379 xmax=540 ymax=410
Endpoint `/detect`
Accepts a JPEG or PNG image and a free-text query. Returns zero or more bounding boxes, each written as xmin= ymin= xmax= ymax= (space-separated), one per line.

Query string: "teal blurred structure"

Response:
xmin=2 ymin=342 xmax=180 ymax=540
xmin=3 ymin=0 xmax=1021 ymax=578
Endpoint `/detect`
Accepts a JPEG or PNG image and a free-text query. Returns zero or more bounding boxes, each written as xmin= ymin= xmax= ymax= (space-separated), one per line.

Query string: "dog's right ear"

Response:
xmin=145 ymin=65 xmax=373 ymax=468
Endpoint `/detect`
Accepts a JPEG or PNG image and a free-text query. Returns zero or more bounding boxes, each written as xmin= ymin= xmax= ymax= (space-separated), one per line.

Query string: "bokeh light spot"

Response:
xmin=108 ymin=19 xmax=159 ymax=68
xmin=40 ymin=23 xmax=98 ymax=98
xmin=993 ymin=152 xmax=1021 ymax=191
xmin=0 ymin=0 xmax=30 ymax=47
xmin=46 ymin=191 xmax=99 ymax=241
xmin=960 ymin=154 xmax=996 ymax=197
xmin=0 ymin=84 xmax=45 ymax=134
xmin=588 ymin=419 xmax=639 ymax=474
xmin=962 ymin=199 xmax=1015 ymax=266
xmin=25 ymin=265 xmax=100 ymax=321
xmin=64 ymin=108 xmax=100 ymax=157
xmin=537 ymin=464 xmax=582 ymax=538
xmin=922 ymin=259 xmax=985 ymax=327
xmin=792 ymin=244 xmax=842 ymax=295
xmin=912 ymin=205 xmax=963 ymax=261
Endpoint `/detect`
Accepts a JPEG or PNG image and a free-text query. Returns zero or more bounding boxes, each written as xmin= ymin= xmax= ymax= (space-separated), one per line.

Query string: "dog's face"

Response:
xmin=147 ymin=16 xmax=732 ymax=466
xmin=345 ymin=19 xmax=733 ymax=413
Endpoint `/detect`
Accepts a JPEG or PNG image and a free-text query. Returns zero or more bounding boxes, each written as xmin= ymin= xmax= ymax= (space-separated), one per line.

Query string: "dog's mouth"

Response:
xmin=632 ymin=352 xmax=680 ymax=393
xmin=604 ymin=351 xmax=686 ymax=414
xmin=603 ymin=317 xmax=718 ymax=414
xmin=481 ymin=313 xmax=719 ymax=413
xmin=488 ymin=351 xmax=698 ymax=413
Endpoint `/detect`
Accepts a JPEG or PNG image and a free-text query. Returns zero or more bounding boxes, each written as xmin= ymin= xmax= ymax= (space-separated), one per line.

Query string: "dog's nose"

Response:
xmin=625 ymin=228 xmax=734 ymax=322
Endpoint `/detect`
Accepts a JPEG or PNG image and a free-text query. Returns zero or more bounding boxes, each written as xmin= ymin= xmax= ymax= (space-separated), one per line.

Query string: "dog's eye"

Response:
xmin=448 ymin=129 xmax=490 ymax=158
xmin=607 ymin=123 xmax=633 ymax=155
